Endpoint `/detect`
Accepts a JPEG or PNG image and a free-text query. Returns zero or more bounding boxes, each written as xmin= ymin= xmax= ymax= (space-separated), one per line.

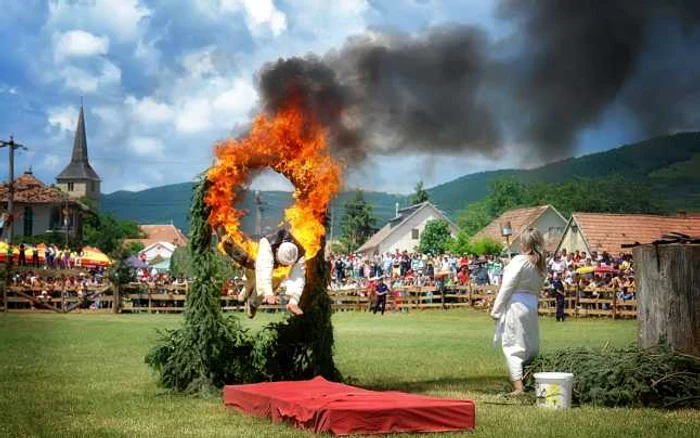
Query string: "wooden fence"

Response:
xmin=0 ymin=282 xmax=636 ymax=318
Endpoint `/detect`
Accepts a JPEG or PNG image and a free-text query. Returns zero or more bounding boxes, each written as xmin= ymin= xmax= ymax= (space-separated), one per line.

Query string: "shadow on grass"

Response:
xmin=354 ymin=375 xmax=511 ymax=396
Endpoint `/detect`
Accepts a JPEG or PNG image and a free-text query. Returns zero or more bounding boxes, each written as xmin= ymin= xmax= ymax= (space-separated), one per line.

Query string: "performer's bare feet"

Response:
xmin=262 ymin=295 xmax=279 ymax=305
xmin=286 ymin=302 xmax=304 ymax=316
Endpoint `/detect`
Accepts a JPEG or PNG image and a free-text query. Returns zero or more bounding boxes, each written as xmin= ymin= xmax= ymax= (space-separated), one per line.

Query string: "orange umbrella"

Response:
xmin=78 ymin=246 xmax=112 ymax=267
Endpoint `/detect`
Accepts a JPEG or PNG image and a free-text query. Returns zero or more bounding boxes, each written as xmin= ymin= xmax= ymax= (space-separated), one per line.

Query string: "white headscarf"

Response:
xmin=276 ymin=242 xmax=299 ymax=266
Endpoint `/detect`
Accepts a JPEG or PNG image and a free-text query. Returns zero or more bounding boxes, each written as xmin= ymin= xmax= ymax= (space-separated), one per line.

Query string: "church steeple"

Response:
xmin=56 ymin=102 xmax=101 ymax=202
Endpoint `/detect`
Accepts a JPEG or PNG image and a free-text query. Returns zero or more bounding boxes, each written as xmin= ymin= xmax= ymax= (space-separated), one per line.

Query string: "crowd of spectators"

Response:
xmin=9 ymin=267 xmax=108 ymax=309
xmin=327 ymin=247 xmax=636 ymax=303
xmin=14 ymin=243 xmax=88 ymax=269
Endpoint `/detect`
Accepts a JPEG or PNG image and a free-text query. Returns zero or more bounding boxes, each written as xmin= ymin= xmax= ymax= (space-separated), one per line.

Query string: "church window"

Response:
xmin=68 ymin=182 xmax=74 ymax=191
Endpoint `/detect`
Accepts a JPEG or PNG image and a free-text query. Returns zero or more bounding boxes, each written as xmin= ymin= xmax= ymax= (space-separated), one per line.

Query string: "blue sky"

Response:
xmin=0 ymin=0 xmax=685 ymax=194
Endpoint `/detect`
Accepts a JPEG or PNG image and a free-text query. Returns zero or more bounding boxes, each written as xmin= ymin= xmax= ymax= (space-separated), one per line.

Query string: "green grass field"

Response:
xmin=1 ymin=310 xmax=698 ymax=437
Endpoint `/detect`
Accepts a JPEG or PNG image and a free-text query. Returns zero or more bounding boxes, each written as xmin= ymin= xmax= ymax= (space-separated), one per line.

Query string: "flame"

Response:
xmin=205 ymin=96 xmax=342 ymax=261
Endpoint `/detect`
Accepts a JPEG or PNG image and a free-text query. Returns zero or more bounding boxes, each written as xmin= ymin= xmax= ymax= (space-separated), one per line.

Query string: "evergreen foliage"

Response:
xmin=418 ymin=220 xmax=452 ymax=255
xmin=339 ymin=190 xmax=376 ymax=252
xmin=145 ymin=177 xmax=256 ymax=395
xmin=409 ymin=180 xmax=430 ymax=205
xmin=146 ymin=177 xmax=340 ymax=395
xmin=525 ymin=346 xmax=700 ymax=409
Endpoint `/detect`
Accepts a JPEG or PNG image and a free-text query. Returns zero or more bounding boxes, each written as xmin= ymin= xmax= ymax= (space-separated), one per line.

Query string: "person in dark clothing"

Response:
xmin=32 ymin=243 xmax=39 ymax=267
xmin=18 ymin=243 xmax=26 ymax=266
xmin=373 ymin=277 xmax=389 ymax=315
xmin=552 ymin=273 xmax=566 ymax=321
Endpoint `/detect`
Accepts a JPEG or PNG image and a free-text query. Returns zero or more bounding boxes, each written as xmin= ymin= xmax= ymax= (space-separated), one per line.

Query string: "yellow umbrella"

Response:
xmin=79 ymin=246 xmax=112 ymax=267
xmin=575 ymin=266 xmax=595 ymax=274
xmin=0 ymin=241 xmax=18 ymax=262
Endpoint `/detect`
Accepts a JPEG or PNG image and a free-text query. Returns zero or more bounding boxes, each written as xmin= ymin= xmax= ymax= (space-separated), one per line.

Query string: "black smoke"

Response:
xmin=256 ymin=0 xmax=700 ymax=164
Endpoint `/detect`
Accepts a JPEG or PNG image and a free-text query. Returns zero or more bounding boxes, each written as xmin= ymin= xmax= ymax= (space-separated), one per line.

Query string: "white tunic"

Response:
xmin=490 ymin=255 xmax=544 ymax=381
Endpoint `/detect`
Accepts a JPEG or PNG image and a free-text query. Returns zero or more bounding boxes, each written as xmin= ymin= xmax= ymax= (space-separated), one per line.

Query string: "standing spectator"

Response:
xmin=490 ymin=229 xmax=547 ymax=396
xmin=552 ymin=273 xmax=566 ymax=322
xmin=31 ymin=243 xmax=39 ymax=267
xmin=18 ymin=242 xmax=26 ymax=266
xmin=373 ymin=277 xmax=389 ymax=315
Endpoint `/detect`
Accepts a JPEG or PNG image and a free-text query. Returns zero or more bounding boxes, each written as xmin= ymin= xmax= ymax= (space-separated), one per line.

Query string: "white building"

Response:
xmin=357 ymin=202 xmax=459 ymax=255
xmin=139 ymin=241 xmax=177 ymax=263
xmin=473 ymin=205 xmax=567 ymax=254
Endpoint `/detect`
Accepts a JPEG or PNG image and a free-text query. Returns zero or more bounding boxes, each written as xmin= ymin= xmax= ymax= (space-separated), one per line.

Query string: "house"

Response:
xmin=139 ymin=241 xmax=177 ymax=263
xmin=357 ymin=202 xmax=459 ymax=255
xmin=556 ymin=212 xmax=700 ymax=255
xmin=124 ymin=224 xmax=189 ymax=262
xmin=0 ymin=170 xmax=88 ymax=239
xmin=474 ymin=205 xmax=567 ymax=254
xmin=55 ymin=105 xmax=101 ymax=204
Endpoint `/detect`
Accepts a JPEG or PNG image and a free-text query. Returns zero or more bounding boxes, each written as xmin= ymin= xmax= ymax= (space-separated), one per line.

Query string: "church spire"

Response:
xmin=71 ymin=104 xmax=89 ymax=163
xmin=56 ymin=102 xmax=100 ymax=182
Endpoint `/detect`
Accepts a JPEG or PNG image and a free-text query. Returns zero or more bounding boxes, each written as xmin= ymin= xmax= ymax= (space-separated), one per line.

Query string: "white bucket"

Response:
xmin=534 ymin=372 xmax=574 ymax=410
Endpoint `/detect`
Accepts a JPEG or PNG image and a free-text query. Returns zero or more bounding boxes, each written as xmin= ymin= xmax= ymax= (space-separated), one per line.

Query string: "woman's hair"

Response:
xmin=520 ymin=228 xmax=547 ymax=275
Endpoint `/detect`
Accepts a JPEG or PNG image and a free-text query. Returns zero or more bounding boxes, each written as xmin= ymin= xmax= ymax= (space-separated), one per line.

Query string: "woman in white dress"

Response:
xmin=490 ymin=228 xmax=547 ymax=395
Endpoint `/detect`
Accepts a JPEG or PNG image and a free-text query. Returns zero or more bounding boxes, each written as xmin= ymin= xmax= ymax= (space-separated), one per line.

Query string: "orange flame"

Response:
xmin=205 ymin=96 xmax=342 ymax=261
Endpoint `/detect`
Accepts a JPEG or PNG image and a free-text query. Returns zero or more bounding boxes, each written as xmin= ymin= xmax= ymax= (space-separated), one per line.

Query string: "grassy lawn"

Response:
xmin=1 ymin=310 xmax=698 ymax=437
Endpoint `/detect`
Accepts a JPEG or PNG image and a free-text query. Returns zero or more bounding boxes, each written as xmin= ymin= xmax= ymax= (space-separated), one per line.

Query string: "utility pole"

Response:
xmin=255 ymin=191 xmax=263 ymax=236
xmin=1 ymin=136 xmax=28 ymax=312
xmin=329 ymin=202 xmax=334 ymax=244
xmin=1 ymin=136 xmax=27 ymax=250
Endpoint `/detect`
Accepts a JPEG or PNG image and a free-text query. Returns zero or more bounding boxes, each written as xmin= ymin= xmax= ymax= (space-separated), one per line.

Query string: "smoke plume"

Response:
xmin=257 ymin=0 xmax=700 ymax=164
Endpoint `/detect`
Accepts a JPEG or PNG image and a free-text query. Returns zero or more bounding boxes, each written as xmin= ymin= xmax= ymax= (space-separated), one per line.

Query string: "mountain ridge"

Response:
xmin=102 ymin=132 xmax=700 ymax=235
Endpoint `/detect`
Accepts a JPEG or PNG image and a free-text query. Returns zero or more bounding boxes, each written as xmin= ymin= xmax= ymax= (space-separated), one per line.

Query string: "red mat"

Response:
xmin=223 ymin=376 xmax=475 ymax=435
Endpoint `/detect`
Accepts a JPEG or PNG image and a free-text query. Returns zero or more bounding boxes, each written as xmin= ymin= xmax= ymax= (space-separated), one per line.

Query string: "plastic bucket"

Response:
xmin=534 ymin=372 xmax=574 ymax=409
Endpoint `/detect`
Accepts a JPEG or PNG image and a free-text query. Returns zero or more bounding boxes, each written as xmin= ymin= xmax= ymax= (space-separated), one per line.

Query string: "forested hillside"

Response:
xmin=102 ymin=132 xmax=700 ymax=234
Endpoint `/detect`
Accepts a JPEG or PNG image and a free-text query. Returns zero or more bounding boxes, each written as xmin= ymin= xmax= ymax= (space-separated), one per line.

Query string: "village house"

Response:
xmin=0 ymin=170 xmax=88 ymax=240
xmin=474 ymin=205 xmax=567 ymax=254
xmin=556 ymin=212 xmax=700 ymax=255
xmin=357 ymin=202 xmax=459 ymax=255
xmin=124 ymin=224 xmax=189 ymax=263
xmin=0 ymin=104 xmax=97 ymax=241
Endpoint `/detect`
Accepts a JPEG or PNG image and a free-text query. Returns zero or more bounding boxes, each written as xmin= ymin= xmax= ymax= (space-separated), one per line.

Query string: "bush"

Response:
xmin=525 ymin=346 xmax=700 ymax=409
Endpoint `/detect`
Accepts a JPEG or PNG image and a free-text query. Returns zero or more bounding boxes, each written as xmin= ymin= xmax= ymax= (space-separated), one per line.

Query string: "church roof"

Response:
xmin=56 ymin=105 xmax=100 ymax=181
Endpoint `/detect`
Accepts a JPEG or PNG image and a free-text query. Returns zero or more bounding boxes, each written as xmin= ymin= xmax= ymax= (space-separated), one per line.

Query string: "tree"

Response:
xmin=80 ymin=198 xmax=143 ymax=253
xmin=418 ymin=220 xmax=452 ymax=255
xmin=125 ymin=241 xmax=144 ymax=256
xmin=456 ymin=201 xmax=492 ymax=238
xmin=409 ymin=180 xmax=430 ymax=205
xmin=470 ymin=237 xmax=504 ymax=256
xmin=450 ymin=230 xmax=473 ymax=255
xmin=339 ymin=190 xmax=376 ymax=252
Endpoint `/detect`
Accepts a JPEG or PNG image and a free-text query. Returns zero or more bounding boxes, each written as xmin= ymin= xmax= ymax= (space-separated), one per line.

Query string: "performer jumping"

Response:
xmin=219 ymin=227 xmax=305 ymax=318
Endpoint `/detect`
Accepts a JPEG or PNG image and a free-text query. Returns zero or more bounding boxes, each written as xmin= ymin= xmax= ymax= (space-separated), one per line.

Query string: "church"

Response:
xmin=0 ymin=105 xmax=100 ymax=241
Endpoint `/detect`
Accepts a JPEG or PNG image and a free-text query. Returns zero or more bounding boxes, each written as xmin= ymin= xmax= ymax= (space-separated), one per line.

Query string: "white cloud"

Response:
xmin=180 ymin=46 xmax=217 ymax=78
xmin=215 ymin=0 xmax=287 ymax=37
xmin=47 ymin=105 xmax=78 ymax=133
xmin=125 ymin=96 xmax=175 ymax=125
xmin=129 ymin=136 xmax=165 ymax=156
xmin=175 ymin=98 xmax=213 ymax=134
xmin=48 ymin=0 xmax=151 ymax=43
xmin=54 ymin=30 xmax=109 ymax=61
xmin=58 ymin=59 xmax=121 ymax=93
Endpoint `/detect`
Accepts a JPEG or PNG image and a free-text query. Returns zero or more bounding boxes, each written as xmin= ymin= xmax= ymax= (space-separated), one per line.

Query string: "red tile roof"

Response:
xmin=573 ymin=212 xmax=700 ymax=254
xmin=475 ymin=205 xmax=553 ymax=243
xmin=0 ymin=173 xmax=72 ymax=204
xmin=124 ymin=224 xmax=189 ymax=249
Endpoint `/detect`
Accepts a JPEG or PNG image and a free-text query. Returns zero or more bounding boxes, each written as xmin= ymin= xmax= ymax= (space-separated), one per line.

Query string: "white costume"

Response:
xmin=490 ymin=255 xmax=544 ymax=381
xmin=240 ymin=237 xmax=305 ymax=314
